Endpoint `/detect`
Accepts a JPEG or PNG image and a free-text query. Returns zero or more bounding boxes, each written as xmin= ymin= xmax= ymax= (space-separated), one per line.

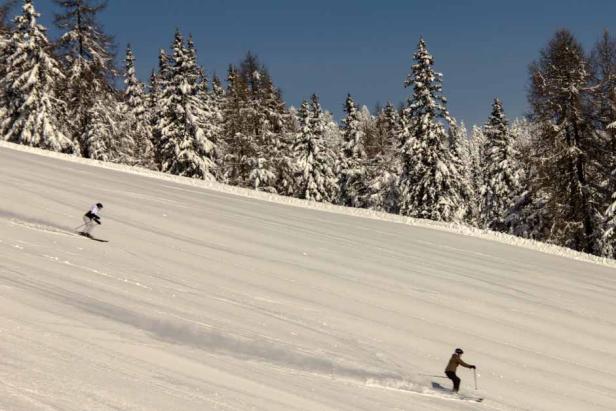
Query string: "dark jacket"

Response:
xmin=445 ymin=353 xmax=473 ymax=373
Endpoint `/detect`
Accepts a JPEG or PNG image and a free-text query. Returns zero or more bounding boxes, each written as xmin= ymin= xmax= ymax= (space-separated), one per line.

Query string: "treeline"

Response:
xmin=1 ymin=0 xmax=615 ymax=258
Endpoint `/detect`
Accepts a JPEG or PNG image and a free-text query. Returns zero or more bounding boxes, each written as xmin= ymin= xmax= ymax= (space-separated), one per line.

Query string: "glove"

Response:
xmin=94 ymin=216 xmax=101 ymax=225
xmin=470 ymin=365 xmax=476 ymax=369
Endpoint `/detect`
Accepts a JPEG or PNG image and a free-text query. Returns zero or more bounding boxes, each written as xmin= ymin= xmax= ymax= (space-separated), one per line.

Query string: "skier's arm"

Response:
xmin=93 ymin=215 xmax=101 ymax=224
xmin=459 ymin=358 xmax=475 ymax=369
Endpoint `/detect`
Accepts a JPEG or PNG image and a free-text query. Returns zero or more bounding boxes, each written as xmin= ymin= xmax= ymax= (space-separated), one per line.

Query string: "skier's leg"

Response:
xmin=82 ymin=216 xmax=93 ymax=235
xmin=453 ymin=374 xmax=461 ymax=392
xmin=445 ymin=371 xmax=460 ymax=392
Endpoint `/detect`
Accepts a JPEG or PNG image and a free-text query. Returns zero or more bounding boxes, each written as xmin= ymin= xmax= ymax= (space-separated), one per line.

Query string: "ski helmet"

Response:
xmin=96 ymin=203 xmax=103 ymax=208
xmin=455 ymin=348 xmax=464 ymax=354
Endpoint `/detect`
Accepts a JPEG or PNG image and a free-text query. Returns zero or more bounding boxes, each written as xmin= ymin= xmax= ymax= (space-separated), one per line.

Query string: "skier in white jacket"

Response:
xmin=80 ymin=203 xmax=103 ymax=237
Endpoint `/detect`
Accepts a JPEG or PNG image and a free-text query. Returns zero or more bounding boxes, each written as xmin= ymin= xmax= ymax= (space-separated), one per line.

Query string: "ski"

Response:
xmin=77 ymin=232 xmax=109 ymax=242
xmin=431 ymin=382 xmax=483 ymax=402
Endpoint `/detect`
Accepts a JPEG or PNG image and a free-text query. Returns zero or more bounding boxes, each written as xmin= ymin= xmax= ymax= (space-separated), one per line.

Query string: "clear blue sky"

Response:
xmin=27 ymin=0 xmax=616 ymax=126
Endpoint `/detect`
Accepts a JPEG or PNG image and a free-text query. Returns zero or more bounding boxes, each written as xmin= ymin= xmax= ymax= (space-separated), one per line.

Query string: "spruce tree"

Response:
xmin=397 ymin=37 xmax=464 ymax=222
xmin=467 ymin=125 xmax=486 ymax=223
xmin=149 ymin=48 xmax=171 ymax=168
xmin=208 ymin=72 xmax=226 ymax=178
xmin=221 ymin=63 xmax=254 ymax=185
xmin=275 ymin=105 xmax=299 ymax=197
xmin=338 ymin=94 xmax=367 ymax=207
xmin=83 ymin=93 xmax=127 ymax=161
xmin=1 ymin=0 xmax=75 ymax=153
xmin=363 ymin=102 xmax=402 ymax=212
xmin=590 ymin=31 xmax=616 ymax=256
xmin=602 ymin=117 xmax=616 ymax=256
xmin=123 ymin=45 xmax=154 ymax=167
xmin=188 ymin=35 xmax=223 ymax=180
xmin=156 ymin=30 xmax=216 ymax=179
xmin=479 ymin=99 xmax=521 ymax=230
xmin=506 ymin=119 xmax=551 ymax=240
xmin=0 ymin=1 xmax=13 ymax=129
xmin=590 ymin=30 xmax=616 ymax=141
xmin=53 ymin=0 xmax=115 ymax=156
xmin=374 ymin=102 xmax=402 ymax=158
xmin=293 ymin=95 xmax=338 ymax=202
xmin=528 ymin=29 xmax=601 ymax=253
xmin=223 ymin=53 xmax=289 ymax=190
xmin=447 ymin=119 xmax=474 ymax=223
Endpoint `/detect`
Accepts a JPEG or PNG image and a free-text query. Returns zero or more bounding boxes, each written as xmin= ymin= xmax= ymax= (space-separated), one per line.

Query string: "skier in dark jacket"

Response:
xmin=80 ymin=203 xmax=103 ymax=237
xmin=445 ymin=348 xmax=476 ymax=392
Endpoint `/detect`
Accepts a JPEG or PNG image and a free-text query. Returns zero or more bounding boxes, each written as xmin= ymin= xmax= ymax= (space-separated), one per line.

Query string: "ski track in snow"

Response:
xmin=1 ymin=142 xmax=616 ymax=410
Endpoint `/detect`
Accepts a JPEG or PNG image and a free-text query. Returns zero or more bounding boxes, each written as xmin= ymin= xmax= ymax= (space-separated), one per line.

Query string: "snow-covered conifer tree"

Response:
xmin=590 ymin=31 xmax=616 ymax=256
xmin=397 ymin=37 xmax=465 ymax=222
xmin=371 ymin=102 xmax=401 ymax=158
xmin=600 ymin=118 xmax=616 ymax=257
xmin=186 ymin=35 xmax=223 ymax=178
xmin=0 ymin=2 xmax=14 ymax=133
xmin=479 ymin=99 xmax=521 ymax=230
xmin=467 ymin=125 xmax=486 ymax=222
xmin=447 ymin=119 xmax=474 ymax=223
xmin=527 ymin=29 xmax=601 ymax=253
xmin=83 ymin=93 xmax=126 ymax=161
xmin=221 ymin=64 xmax=254 ymax=185
xmin=207 ymin=73 xmax=226 ymax=178
xmin=505 ymin=119 xmax=551 ymax=240
xmin=156 ymin=30 xmax=216 ymax=179
xmin=338 ymin=94 xmax=367 ymax=207
xmin=122 ymin=45 xmax=153 ymax=167
xmin=149 ymin=49 xmax=171 ymax=167
xmin=1 ymin=0 xmax=75 ymax=153
xmin=293 ymin=95 xmax=338 ymax=202
xmin=363 ymin=102 xmax=402 ymax=212
xmin=221 ymin=53 xmax=290 ymax=191
xmin=53 ymin=0 xmax=116 ymax=156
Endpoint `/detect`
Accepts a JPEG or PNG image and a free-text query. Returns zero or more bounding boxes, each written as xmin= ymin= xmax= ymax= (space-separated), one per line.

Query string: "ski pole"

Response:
xmin=474 ymin=368 xmax=477 ymax=390
xmin=74 ymin=223 xmax=86 ymax=231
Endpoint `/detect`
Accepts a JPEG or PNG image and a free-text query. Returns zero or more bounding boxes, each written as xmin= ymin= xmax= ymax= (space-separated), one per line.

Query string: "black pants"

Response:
xmin=445 ymin=371 xmax=460 ymax=392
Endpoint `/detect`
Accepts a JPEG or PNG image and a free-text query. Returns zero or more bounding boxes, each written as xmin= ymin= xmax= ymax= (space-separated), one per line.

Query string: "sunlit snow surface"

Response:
xmin=1 ymin=141 xmax=616 ymax=411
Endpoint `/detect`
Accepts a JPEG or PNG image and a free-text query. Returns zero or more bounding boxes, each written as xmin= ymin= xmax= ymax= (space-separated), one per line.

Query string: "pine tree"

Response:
xmin=293 ymin=95 xmax=338 ymax=202
xmin=397 ymin=37 xmax=465 ymax=222
xmin=589 ymin=31 xmax=616 ymax=256
xmin=447 ymin=119 xmax=474 ymax=223
xmin=506 ymin=119 xmax=550 ymax=240
xmin=53 ymin=0 xmax=115 ymax=156
xmin=0 ymin=1 xmax=13 ymax=128
xmin=221 ymin=53 xmax=289 ymax=190
xmin=338 ymin=94 xmax=367 ymax=207
xmin=467 ymin=125 xmax=486 ymax=223
xmin=1 ymin=0 xmax=75 ymax=153
xmin=122 ymin=44 xmax=154 ymax=167
xmin=221 ymin=63 xmax=254 ymax=185
xmin=602 ymin=115 xmax=616 ymax=256
xmin=83 ymin=93 xmax=127 ymax=161
xmin=275 ymin=105 xmax=299 ymax=197
xmin=372 ymin=102 xmax=402 ymax=158
xmin=590 ymin=30 xmax=616 ymax=141
xmin=528 ymin=29 xmax=601 ymax=253
xmin=479 ymin=99 xmax=521 ymax=230
xmin=149 ymin=48 xmax=171 ymax=168
xmin=208 ymin=72 xmax=226 ymax=179
xmin=156 ymin=30 xmax=216 ymax=179
xmin=363 ymin=102 xmax=402 ymax=212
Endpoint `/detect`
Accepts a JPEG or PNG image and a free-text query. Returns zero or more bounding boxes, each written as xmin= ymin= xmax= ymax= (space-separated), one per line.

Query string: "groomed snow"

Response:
xmin=1 ymin=141 xmax=616 ymax=411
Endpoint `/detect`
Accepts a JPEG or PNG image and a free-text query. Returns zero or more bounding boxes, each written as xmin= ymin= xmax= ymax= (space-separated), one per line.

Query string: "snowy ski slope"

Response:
xmin=1 ymin=142 xmax=616 ymax=411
